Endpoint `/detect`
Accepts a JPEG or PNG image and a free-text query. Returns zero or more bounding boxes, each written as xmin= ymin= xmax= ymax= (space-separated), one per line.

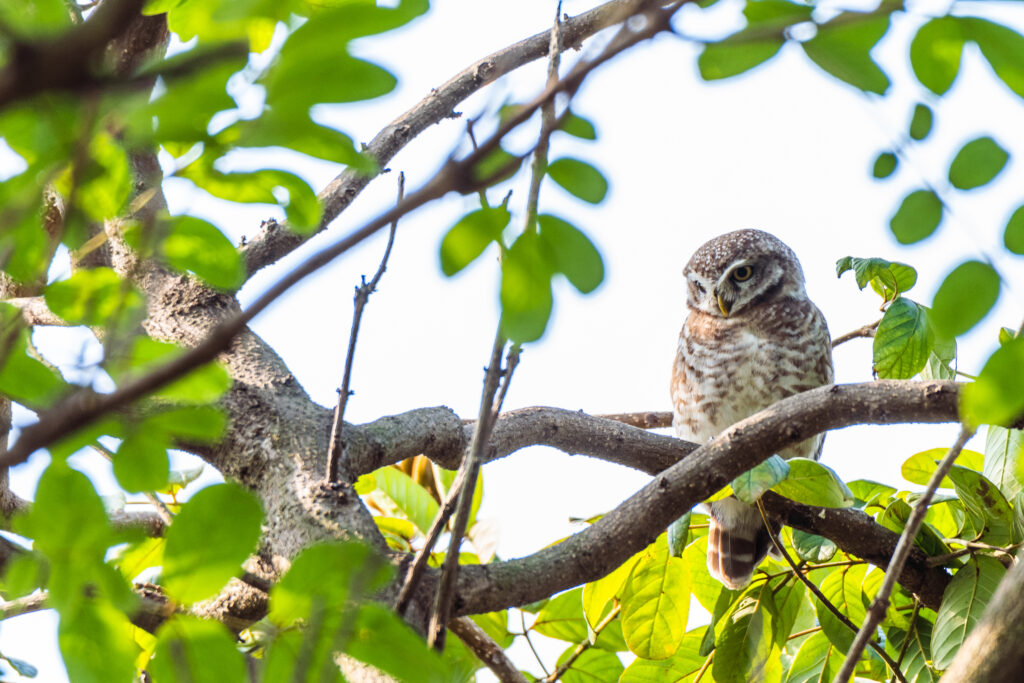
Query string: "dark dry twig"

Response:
xmin=544 ymin=603 xmax=621 ymax=682
xmin=755 ymin=501 xmax=907 ymax=682
xmin=427 ymin=332 xmax=513 ymax=648
xmin=325 ymin=172 xmax=404 ymax=483
xmin=450 ymin=616 xmax=529 ymax=683
xmin=834 ymin=424 xmax=974 ymax=683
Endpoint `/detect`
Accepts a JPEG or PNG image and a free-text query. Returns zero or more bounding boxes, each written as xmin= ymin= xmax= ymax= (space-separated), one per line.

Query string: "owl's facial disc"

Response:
xmin=714 ymin=260 xmax=755 ymax=317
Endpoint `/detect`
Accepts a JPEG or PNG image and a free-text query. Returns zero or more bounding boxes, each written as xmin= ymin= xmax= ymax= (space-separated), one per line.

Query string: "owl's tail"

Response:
xmin=706 ymin=498 xmax=777 ymax=590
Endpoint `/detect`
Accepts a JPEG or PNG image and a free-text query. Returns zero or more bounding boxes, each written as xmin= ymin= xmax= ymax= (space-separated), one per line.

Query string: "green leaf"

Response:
xmin=984 ymin=426 xmax=1024 ymax=500
xmin=872 ymin=297 xmax=933 ymax=379
xmin=149 ymin=615 xmax=246 ymax=683
xmin=910 ymin=17 xmax=965 ymax=95
xmin=847 ymin=479 xmax=897 ymax=509
xmin=618 ymin=627 xmax=707 ymax=682
xmin=472 ymin=611 xmax=514 ymax=649
xmin=58 ymin=601 xmax=137 ymax=683
xmin=877 ymin=498 xmax=949 ymax=558
xmin=791 ymin=530 xmax=838 ymax=563
xmin=0 ymin=307 xmax=67 ymax=409
xmin=370 ymin=466 xmax=439 ymax=536
xmin=583 ymin=555 xmax=640 ymax=630
xmin=113 ymin=428 xmax=170 ymax=493
xmin=667 ymin=512 xmax=690 ymax=559
xmin=44 ymin=267 xmax=146 ymax=327
xmin=890 ymin=189 xmax=943 ymax=244
xmin=802 ymin=15 xmax=891 ymax=94
xmin=500 ymin=231 xmax=554 ymax=343
xmin=534 ymin=586 xmax=625 ymax=650
xmin=439 ymin=207 xmax=510 ymax=276
xmin=713 ymin=584 xmax=775 ymax=683
xmin=178 ymin=158 xmax=321 ymax=234
xmin=948 ymin=136 xmax=1009 ymax=190
xmin=145 ymin=405 xmax=228 ymax=443
xmin=835 ymin=256 xmax=917 ymax=298
xmin=932 ymin=556 xmax=1006 ymax=669
xmin=162 ymin=216 xmax=246 ymax=290
xmin=910 ymin=103 xmax=933 ymax=141
xmin=930 ymin=260 xmax=1000 ymax=338
xmin=556 ymin=646 xmax=623 ymax=683
xmin=538 ymin=214 xmax=604 ymax=294
xmin=962 ymin=338 xmax=1024 ymax=427
xmin=872 ymin=151 xmax=897 ymax=179
xmin=946 ymin=465 xmax=1014 ymax=546
xmin=961 ymin=18 xmax=1024 ymax=101
xmin=620 ymin=548 xmax=689 ymax=659
xmin=771 ymin=458 xmax=855 ymax=508
xmin=771 ymin=573 xmax=807 ymax=648
xmin=67 ymin=132 xmax=131 ymax=221
xmin=698 ymin=39 xmax=783 ymax=80
xmin=559 ymin=111 xmax=597 ymax=140
xmin=731 ymin=454 xmax=789 ymax=504
xmin=816 ymin=563 xmax=868 ymax=651
xmin=162 ymin=483 xmax=263 ymax=603
xmin=787 ymin=631 xmax=844 ymax=683
xmin=883 ymin=613 xmax=938 ymax=682
xmin=270 ymin=542 xmax=391 ymax=627
xmin=547 ymin=157 xmax=608 ymax=204
xmin=108 ymin=337 xmax=232 ymax=404
xmin=920 ymin=333 xmax=957 ymax=382
xmin=901 ymin=448 xmax=957 ymax=488
xmin=1004 ymin=204 xmax=1024 ymax=255
xmin=346 ymin=603 xmax=454 ymax=683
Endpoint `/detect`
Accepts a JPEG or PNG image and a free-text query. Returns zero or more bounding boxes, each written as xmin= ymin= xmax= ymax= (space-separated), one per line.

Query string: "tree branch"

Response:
xmin=4 ymin=297 xmax=68 ymax=327
xmin=450 ymin=616 xmax=528 ymax=683
xmin=445 ymin=381 xmax=960 ymax=617
xmin=239 ymin=0 xmax=646 ymax=277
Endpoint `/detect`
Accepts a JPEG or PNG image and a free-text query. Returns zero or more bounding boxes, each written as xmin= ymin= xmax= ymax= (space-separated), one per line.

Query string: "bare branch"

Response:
xmin=5 ymin=297 xmax=67 ymax=327
xmin=832 ymin=319 xmax=881 ymax=347
xmin=450 ymin=616 xmax=529 ymax=683
xmin=835 ymin=423 xmax=974 ymax=682
xmin=0 ymin=591 xmax=49 ymax=620
xmin=428 ymin=332 xmax=510 ymax=648
xmin=240 ymin=0 xmax=647 ymax=277
xmin=326 ymin=172 xmax=404 ymax=483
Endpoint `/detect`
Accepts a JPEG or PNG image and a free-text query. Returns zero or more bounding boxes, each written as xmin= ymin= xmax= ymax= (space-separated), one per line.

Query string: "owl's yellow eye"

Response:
xmin=731 ymin=265 xmax=754 ymax=282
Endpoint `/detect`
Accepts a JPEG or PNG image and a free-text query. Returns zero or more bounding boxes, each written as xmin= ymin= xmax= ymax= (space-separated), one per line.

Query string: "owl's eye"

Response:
xmin=731 ymin=265 xmax=754 ymax=282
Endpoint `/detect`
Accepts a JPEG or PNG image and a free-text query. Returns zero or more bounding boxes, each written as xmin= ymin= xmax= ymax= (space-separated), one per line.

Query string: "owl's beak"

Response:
xmin=717 ymin=293 xmax=732 ymax=317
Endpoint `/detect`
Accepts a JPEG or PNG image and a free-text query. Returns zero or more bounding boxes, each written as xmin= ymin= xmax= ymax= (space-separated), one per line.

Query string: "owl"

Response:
xmin=671 ymin=229 xmax=833 ymax=590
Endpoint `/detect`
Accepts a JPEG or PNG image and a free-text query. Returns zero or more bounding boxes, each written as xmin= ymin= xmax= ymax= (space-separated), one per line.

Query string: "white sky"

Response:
xmin=5 ymin=0 xmax=1024 ymax=680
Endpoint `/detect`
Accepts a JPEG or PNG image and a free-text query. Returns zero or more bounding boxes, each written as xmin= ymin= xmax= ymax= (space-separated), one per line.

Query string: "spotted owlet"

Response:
xmin=671 ymin=229 xmax=833 ymax=589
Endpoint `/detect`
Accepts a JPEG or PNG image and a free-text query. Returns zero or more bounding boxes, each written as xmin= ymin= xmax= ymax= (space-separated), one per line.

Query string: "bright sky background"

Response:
xmin=4 ymin=0 xmax=1024 ymax=680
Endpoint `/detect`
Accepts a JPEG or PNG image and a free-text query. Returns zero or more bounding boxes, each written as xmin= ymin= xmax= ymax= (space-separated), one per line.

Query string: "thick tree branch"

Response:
xmin=4 ymin=297 xmax=67 ymax=327
xmin=445 ymin=381 xmax=960 ymax=616
xmin=450 ymin=616 xmax=528 ymax=683
xmin=240 ymin=0 xmax=645 ymax=277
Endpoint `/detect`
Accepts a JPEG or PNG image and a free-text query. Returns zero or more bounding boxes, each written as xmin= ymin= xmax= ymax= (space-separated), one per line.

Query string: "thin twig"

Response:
xmin=833 ymin=424 xmax=974 ymax=683
xmin=450 ymin=616 xmax=529 ymax=683
xmin=0 ymin=591 xmax=49 ymax=619
xmin=525 ymin=2 xmax=564 ymax=231
xmin=831 ymin=319 xmax=881 ymax=348
xmin=891 ymin=601 xmax=921 ymax=682
xmin=427 ymin=331 xmax=512 ymax=648
xmin=522 ymin=609 xmax=551 ymax=677
xmin=544 ymin=603 xmax=621 ymax=682
xmin=927 ymin=540 xmax=1022 ymax=567
xmin=755 ymin=501 xmax=907 ymax=682
xmin=326 ymin=173 xmax=404 ymax=483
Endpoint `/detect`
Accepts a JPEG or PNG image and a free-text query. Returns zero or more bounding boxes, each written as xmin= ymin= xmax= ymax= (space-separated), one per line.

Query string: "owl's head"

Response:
xmin=683 ymin=229 xmax=806 ymax=318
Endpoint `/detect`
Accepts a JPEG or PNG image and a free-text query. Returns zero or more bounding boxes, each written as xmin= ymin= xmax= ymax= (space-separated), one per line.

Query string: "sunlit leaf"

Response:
xmin=162 ymin=483 xmax=263 ymax=604
xmin=791 ymin=530 xmax=837 ymax=563
xmin=910 ymin=17 xmax=965 ymax=95
xmin=962 ymin=338 xmax=1024 ymax=427
xmin=873 ymin=297 xmax=933 ymax=379
xmin=984 ymin=426 xmax=1024 ymax=500
xmin=59 ymin=601 xmax=137 ymax=683
xmin=44 ymin=267 xmax=146 ymax=327
xmin=948 ymin=136 xmax=1009 ymax=190
xmin=162 ymin=216 xmax=246 ymax=290
xmin=802 ymin=15 xmax=891 ymax=94
xmin=731 ymin=454 xmax=789 ymax=504
xmin=771 ymin=458 xmax=854 ymax=508
xmin=713 ymin=584 xmax=775 ymax=683
xmin=816 ymin=563 xmax=867 ymax=651
xmin=439 ymin=207 xmax=510 ymax=276
xmin=890 ymin=189 xmax=942 ymax=244
xmin=149 ymin=616 xmax=246 ymax=683
xmin=910 ymin=103 xmax=933 ymax=141
xmin=932 ymin=556 xmax=1005 ymax=669
xmin=621 ymin=546 xmax=689 ymax=659
xmin=500 ymin=231 xmax=554 ymax=343
xmin=787 ymin=631 xmax=844 ymax=683
xmin=370 ymin=466 xmax=439 ymax=536
xmin=872 ymin=151 xmax=897 ymax=179
xmin=930 ymin=260 xmax=1000 ymax=338
xmin=113 ymin=428 xmax=170 ymax=493
xmin=547 ymin=157 xmax=608 ymax=204
xmin=538 ymin=214 xmax=604 ymax=294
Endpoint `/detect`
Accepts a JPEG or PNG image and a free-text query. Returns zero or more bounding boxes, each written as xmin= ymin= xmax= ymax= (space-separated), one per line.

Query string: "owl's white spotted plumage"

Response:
xmin=671 ymin=229 xmax=833 ymax=589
